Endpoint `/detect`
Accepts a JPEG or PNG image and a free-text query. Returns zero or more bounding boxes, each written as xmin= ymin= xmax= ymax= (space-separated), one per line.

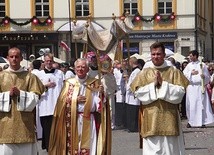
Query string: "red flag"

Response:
xmin=60 ymin=41 xmax=71 ymax=52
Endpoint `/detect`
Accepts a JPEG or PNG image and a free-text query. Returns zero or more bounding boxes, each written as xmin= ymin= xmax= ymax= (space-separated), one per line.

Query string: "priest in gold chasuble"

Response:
xmin=49 ymin=58 xmax=111 ymax=155
xmin=0 ymin=47 xmax=45 ymax=155
xmin=130 ymin=42 xmax=189 ymax=155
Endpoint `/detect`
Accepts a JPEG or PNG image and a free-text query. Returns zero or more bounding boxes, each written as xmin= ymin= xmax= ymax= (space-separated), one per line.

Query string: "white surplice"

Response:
xmin=125 ymin=67 xmax=140 ymax=106
xmin=183 ymin=60 xmax=214 ymax=127
xmin=113 ymin=68 xmax=126 ymax=103
xmin=38 ymin=69 xmax=64 ymax=117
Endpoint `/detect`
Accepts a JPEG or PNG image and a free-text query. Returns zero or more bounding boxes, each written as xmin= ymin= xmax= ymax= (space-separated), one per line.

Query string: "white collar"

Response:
xmin=153 ymin=60 xmax=168 ymax=68
xmin=76 ymin=75 xmax=88 ymax=84
xmin=6 ymin=66 xmax=25 ymax=72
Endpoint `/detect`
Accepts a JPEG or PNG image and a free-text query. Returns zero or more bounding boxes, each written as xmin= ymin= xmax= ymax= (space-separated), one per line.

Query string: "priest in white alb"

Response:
xmin=130 ymin=42 xmax=189 ymax=155
xmin=183 ymin=50 xmax=214 ymax=128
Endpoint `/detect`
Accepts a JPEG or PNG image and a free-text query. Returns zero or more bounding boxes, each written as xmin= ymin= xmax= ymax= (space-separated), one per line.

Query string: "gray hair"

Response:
xmin=74 ymin=58 xmax=89 ymax=68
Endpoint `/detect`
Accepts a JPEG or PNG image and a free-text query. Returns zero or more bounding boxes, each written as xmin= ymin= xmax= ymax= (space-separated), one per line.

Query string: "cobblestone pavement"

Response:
xmin=38 ymin=119 xmax=214 ymax=155
xmin=111 ymin=119 xmax=214 ymax=155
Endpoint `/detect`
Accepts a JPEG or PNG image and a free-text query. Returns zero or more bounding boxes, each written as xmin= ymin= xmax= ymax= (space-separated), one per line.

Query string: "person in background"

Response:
xmin=0 ymin=66 xmax=2 ymax=71
xmin=38 ymin=53 xmax=65 ymax=152
xmin=206 ymin=63 xmax=214 ymax=103
xmin=113 ymin=60 xmax=126 ymax=129
xmin=99 ymin=54 xmax=117 ymax=130
xmin=137 ymin=59 xmax=145 ymax=70
xmin=183 ymin=50 xmax=214 ymax=128
xmin=86 ymin=52 xmax=117 ymax=130
xmin=69 ymin=58 xmax=76 ymax=75
xmin=86 ymin=51 xmax=99 ymax=78
xmin=180 ymin=61 xmax=189 ymax=119
xmin=125 ymin=57 xmax=141 ymax=132
xmin=31 ymin=60 xmax=43 ymax=75
xmin=131 ymin=42 xmax=189 ymax=155
xmin=181 ymin=61 xmax=188 ymax=71
xmin=52 ymin=62 xmax=60 ymax=69
xmin=60 ymin=62 xmax=75 ymax=80
xmin=0 ymin=47 xmax=45 ymax=155
xmin=30 ymin=60 xmax=44 ymax=140
xmin=167 ymin=57 xmax=176 ymax=66
xmin=48 ymin=58 xmax=111 ymax=155
xmin=175 ymin=61 xmax=181 ymax=70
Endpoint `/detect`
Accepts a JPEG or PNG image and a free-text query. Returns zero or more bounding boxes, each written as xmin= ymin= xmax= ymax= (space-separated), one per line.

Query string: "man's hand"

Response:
xmin=46 ymin=79 xmax=56 ymax=88
xmin=191 ymin=69 xmax=199 ymax=75
xmin=155 ymin=71 xmax=162 ymax=88
xmin=77 ymin=95 xmax=86 ymax=104
xmin=9 ymin=86 xmax=20 ymax=97
xmin=200 ymin=74 xmax=205 ymax=79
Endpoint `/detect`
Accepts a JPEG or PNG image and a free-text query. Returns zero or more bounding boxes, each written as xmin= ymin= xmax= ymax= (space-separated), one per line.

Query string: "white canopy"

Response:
xmin=21 ymin=59 xmax=30 ymax=68
xmin=130 ymin=53 xmax=151 ymax=62
xmin=71 ymin=17 xmax=134 ymax=59
xmin=165 ymin=48 xmax=174 ymax=57
xmin=170 ymin=53 xmax=186 ymax=63
xmin=57 ymin=20 xmax=105 ymax=31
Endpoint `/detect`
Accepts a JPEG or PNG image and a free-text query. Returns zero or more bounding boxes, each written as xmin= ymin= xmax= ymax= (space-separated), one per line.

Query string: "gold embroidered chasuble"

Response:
xmin=130 ymin=66 xmax=189 ymax=138
xmin=0 ymin=70 xmax=45 ymax=143
xmin=49 ymin=77 xmax=112 ymax=155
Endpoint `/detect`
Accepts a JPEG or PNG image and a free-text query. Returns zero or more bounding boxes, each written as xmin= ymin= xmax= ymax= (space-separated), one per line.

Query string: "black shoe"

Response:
xmin=186 ymin=123 xmax=191 ymax=128
xmin=123 ymin=129 xmax=129 ymax=132
xmin=201 ymin=125 xmax=206 ymax=128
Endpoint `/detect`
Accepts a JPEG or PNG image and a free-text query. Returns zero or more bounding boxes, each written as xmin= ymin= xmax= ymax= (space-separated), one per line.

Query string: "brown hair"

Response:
xmin=8 ymin=47 xmax=23 ymax=57
xmin=150 ymin=42 xmax=165 ymax=54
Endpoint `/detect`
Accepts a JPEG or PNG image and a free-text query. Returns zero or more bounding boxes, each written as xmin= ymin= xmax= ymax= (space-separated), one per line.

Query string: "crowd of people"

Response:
xmin=0 ymin=42 xmax=214 ymax=155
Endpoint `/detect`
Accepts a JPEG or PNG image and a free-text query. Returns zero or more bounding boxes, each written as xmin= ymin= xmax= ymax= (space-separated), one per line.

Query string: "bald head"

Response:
xmin=7 ymin=47 xmax=23 ymax=70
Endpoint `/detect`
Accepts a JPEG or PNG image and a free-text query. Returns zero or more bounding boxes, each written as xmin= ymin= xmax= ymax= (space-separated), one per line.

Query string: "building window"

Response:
xmin=76 ymin=0 xmax=89 ymax=17
xmin=123 ymin=0 xmax=138 ymax=15
xmin=0 ymin=0 xmax=5 ymax=18
xmin=35 ymin=0 xmax=49 ymax=17
xmin=123 ymin=42 xmax=139 ymax=58
xmin=158 ymin=0 xmax=172 ymax=14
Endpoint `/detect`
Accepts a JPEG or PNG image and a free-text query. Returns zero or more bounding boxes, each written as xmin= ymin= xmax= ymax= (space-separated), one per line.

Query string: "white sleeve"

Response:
xmin=134 ymin=82 xmax=157 ymax=105
xmin=183 ymin=65 xmax=192 ymax=80
xmin=17 ymin=90 xmax=39 ymax=112
xmin=0 ymin=92 xmax=11 ymax=112
xmin=157 ymin=81 xmax=185 ymax=104
xmin=134 ymin=81 xmax=185 ymax=105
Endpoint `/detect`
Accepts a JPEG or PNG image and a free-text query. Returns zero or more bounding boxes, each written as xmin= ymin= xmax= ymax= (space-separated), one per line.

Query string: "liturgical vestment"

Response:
xmin=130 ymin=61 xmax=189 ymax=155
xmin=49 ymin=75 xmax=111 ymax=155
xmin=0 ymin=67 xmax=45 ymax=155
